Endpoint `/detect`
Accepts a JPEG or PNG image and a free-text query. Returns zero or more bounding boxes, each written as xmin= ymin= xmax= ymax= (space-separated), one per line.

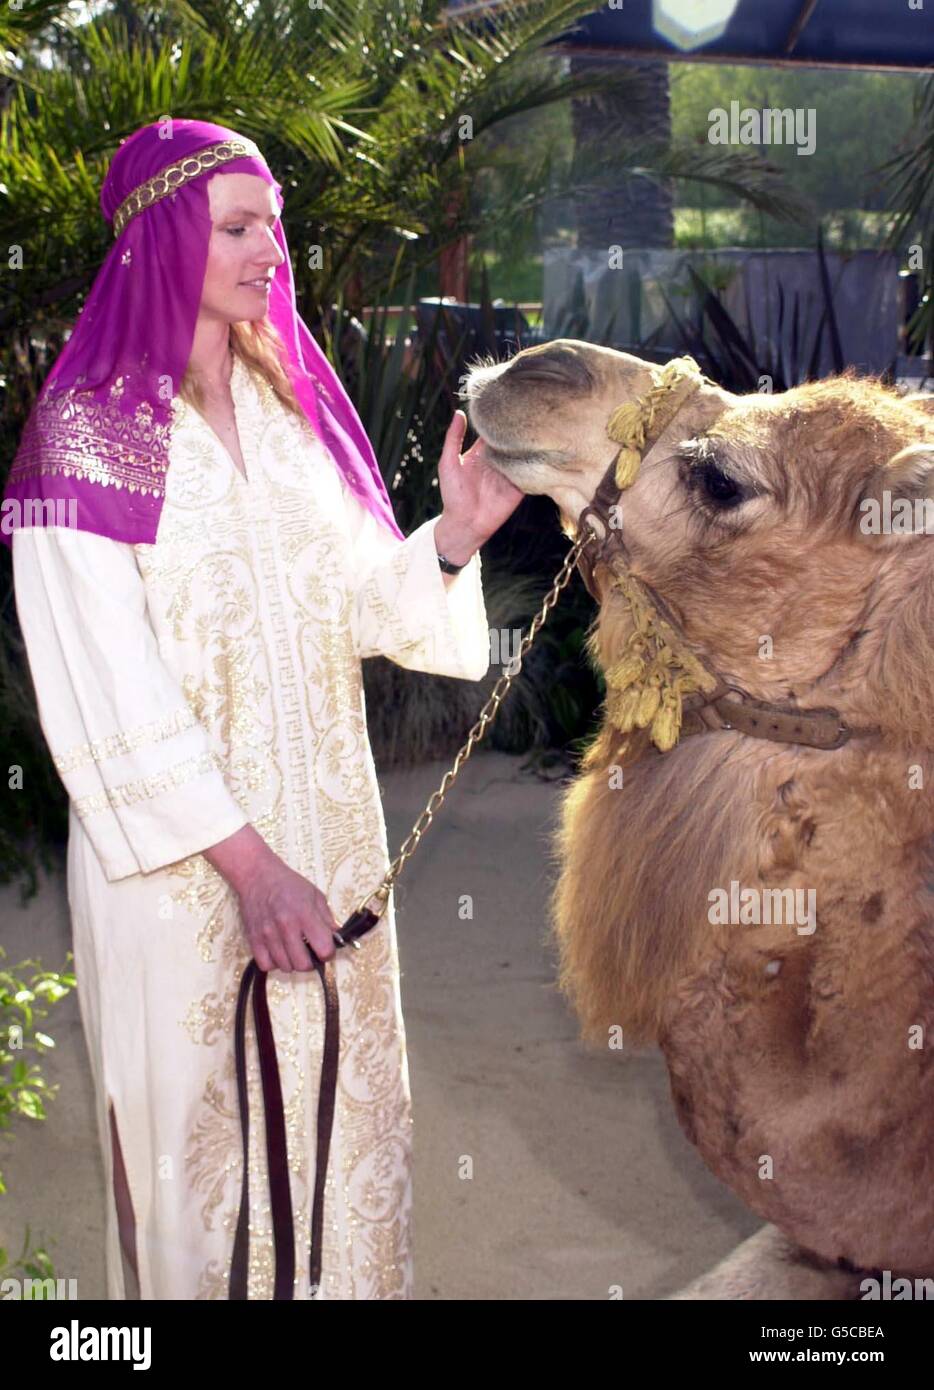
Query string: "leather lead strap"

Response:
xmin=230 ymin=964 xmax=255 ymax=1301
xmin=229 ymin=955 xmax=340 ymax=1300
xmin=309 ymin=956 xmax=339 ymax=1295
xmin=253 ymin=970 xmax=295 ymax=1299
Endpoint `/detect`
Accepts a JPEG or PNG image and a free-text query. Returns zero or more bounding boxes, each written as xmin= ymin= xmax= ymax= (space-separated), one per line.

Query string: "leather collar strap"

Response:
xmin=617 ymin=566 xmax=863 ymax=752
xmin=229 ymin=956 xmax=340 ymax=1300
xmin=680 ymin=688 xmax=854 ymax=750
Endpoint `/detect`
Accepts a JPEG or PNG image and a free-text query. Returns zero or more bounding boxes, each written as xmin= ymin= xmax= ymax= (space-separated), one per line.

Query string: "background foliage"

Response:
xmin=0 ymin=0 xmax=811 ymax=893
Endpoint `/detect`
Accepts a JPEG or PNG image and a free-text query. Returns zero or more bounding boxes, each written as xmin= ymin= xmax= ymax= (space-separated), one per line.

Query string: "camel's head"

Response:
xmin=464 ymin=340 xmax=934 ymax=741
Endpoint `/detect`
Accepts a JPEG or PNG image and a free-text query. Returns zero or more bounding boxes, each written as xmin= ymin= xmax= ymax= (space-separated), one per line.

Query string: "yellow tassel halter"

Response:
xmin=599 ymin=357 xmax=719 ymax=753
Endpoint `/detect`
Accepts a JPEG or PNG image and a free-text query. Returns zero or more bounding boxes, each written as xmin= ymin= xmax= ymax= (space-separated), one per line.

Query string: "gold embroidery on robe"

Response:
xmin=54 ymin=703 xmax=198 ymax=774
xmin=74 ymin=747 xmax=223 ymax=819
xmin=141 ymin=359 xmax=414 ymax=1299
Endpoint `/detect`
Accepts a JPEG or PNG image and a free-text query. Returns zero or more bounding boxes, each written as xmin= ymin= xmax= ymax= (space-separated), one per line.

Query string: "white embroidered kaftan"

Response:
xmin=11 ymin=353 xmax=490 ymax=1300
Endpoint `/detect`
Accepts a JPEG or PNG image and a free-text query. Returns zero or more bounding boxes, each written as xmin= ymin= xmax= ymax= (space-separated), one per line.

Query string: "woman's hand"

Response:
xmin=237 ymin=858 xmax=340 ymax=972
xmin=204 ymin=823 xmax=339 ymax=971
xmin=435 ymin=410 xmax=524 ymax=561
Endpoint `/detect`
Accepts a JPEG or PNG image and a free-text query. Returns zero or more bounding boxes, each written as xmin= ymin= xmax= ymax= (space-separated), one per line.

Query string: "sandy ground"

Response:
xmin=0 ymin=749 xmax=760 ymax=1300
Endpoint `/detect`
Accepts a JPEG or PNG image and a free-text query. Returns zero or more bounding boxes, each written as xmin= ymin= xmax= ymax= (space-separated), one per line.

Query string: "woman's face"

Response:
xmin=201 ymin=172 xmax=285 ymax=323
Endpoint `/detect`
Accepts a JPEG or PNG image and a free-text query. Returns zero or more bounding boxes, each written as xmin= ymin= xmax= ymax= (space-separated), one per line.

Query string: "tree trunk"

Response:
xmin=439 ymin=189 xmax=470 ymax=302
xmin=570 ymin=57 xmax=674 ymax=252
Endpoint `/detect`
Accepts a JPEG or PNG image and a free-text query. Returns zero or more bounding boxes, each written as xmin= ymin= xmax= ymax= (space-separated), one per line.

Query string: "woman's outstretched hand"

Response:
xmin=434 ymin=410 xmax=524 ymax=562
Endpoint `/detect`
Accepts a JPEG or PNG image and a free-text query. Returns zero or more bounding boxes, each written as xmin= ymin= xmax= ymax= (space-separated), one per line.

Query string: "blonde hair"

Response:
xmin=179 ymin=316 xmax=305 ymax=418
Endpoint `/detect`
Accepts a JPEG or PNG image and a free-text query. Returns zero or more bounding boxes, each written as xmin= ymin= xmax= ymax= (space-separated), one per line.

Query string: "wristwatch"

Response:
xmin=437 ymin=552 xmax=467 ymax=574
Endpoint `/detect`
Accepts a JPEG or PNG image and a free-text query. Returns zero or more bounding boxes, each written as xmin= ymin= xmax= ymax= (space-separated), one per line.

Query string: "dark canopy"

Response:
xmin=449 ymin=0 xmax=934 ymax=72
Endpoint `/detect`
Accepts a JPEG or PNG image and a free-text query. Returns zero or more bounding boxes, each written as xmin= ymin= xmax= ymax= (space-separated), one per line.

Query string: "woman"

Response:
xmin=1 ymin=118 xmax=522 ymax=1300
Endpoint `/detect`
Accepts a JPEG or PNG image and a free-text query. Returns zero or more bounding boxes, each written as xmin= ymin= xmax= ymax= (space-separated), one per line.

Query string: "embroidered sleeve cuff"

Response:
xmin=56 ymin=708 xmax=250 ymax=879
xmin=355 ymin=515 xmax=490 ymax=679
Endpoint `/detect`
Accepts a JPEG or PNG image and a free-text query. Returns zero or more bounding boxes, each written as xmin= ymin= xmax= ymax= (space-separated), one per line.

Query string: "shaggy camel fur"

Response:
xmin=464 ymin=340 xmax=934 ymax=1290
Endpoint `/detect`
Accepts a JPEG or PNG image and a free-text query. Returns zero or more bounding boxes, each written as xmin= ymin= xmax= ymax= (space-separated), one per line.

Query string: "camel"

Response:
xmin=463 ymin=340 xmax=934 ymax=1299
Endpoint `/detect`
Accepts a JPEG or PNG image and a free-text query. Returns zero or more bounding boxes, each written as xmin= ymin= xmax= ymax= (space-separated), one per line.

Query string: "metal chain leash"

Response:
xmin=350 ymin=528 xmax=594 ymax=925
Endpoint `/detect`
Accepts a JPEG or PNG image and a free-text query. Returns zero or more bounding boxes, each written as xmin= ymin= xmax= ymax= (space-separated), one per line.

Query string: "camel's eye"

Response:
xmin=678 ymin=439 xmax=750 ymax=515
xmin=698 ymin=461 xmax=744 ymax=508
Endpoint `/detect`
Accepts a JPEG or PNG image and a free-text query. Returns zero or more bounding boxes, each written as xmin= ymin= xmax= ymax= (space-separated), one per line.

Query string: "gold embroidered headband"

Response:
xmin=111 ymin=137 xmax=263 ymax=237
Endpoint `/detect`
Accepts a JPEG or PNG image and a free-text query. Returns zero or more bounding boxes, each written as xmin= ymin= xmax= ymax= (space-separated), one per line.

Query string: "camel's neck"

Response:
xmin=556 ymin=719 xmax=934 ymax=1048
xmin=587 ymin=720 xmax=934 ymax=894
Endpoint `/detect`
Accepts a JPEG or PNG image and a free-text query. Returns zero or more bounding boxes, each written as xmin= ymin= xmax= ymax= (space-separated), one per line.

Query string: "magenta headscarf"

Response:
xmin=0 ymin=118 xmax=404 ymax=548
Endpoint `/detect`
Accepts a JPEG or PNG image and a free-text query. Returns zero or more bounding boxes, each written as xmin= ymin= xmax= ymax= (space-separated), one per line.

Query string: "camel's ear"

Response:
xmin=856 ymin=442 xmax=934 ymax=542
